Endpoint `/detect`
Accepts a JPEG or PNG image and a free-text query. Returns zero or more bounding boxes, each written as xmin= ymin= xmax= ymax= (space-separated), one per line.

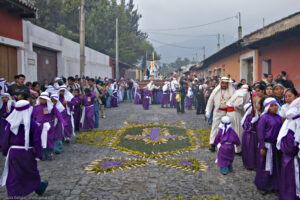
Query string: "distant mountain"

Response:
xmin=155 ymin=35 xmax=236 ymax=64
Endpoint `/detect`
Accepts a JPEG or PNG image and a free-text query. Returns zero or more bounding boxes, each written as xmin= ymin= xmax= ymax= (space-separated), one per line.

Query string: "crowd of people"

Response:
xmin=0 ymin=74 xmax=138 ymax=198
xmin=0 ymin=70 xmax=299 ymax=199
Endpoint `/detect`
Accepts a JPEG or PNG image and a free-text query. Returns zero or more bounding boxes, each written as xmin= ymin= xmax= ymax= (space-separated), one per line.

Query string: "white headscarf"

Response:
xmin=36 ymin=92 xmax=53 ymax=113
xmin=59 ymin=85 xmax=74 ymax=101
xmin=45 ymin=85 xmax=55 ymax=94
xmin=241 ymin=103 xmax=259 ymax=127
xmin=1 ymin=93 xmax=12 ymax=113
xmin=261 ymin=97 xmax=280 ymax=116
xmin=50 ymin=93 xmax=65 ymax=113
xmin=6 ymin=100 xmax=32 ymax=150
xmin=218 ymin=116 xmax=233 ymax=135
xmin=277 ymin=98 xmax=300 ymax=149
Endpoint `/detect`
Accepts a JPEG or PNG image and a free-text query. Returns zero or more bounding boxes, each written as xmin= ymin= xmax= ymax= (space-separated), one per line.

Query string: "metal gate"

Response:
xmin=0 ymin=44 xmax=17 ymax=82
xmin=33 ymin=46 xmax=57 ymax=83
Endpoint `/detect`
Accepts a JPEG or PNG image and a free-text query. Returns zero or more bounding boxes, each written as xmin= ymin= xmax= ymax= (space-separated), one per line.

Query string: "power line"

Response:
xmin=148 ymin=38 xmax=200 ymax=50
xmin=144 ymin=15 xmax=238 ymax=32
xmin=148 ymin=32 xmax=218 ymax=38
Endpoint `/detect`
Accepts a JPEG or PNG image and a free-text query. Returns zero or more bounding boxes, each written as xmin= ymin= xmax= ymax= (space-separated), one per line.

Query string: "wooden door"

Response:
xmin=0 ymin=44 xmax=17 ymax=82
xmin=33 ymin=46 xmax=57 ymax=83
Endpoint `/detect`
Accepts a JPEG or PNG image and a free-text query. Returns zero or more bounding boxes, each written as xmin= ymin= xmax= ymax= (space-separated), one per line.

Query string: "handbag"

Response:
xmin=176 ymin=93 xmax=181 ymax=102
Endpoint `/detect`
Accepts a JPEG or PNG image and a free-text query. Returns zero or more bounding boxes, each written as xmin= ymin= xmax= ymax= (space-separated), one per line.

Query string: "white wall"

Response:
xmin=22 ymin=21 xmax=112 ymax=82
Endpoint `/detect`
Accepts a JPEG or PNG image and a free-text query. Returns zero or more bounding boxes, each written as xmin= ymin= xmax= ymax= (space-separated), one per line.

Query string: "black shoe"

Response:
xmin=258 ymin=189 xmax=268 ymax=195
xmin=35 ymin=181 xmax=48 ymax=196
xmin=235 ymin=152 xmax=242 ymax=156
xmin=209 ymin=145 xmax=215 ymax=152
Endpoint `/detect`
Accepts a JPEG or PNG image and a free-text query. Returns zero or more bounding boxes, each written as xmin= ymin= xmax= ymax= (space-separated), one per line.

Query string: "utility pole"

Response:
xmin=217 ymin=33 xmax=220 ymax=51
xmin=79 ymin=0 xmax=85 ymax=78
xmin=238 ymin=12 xmax=242 ymax=40
xmin=115 ymin=18 xmax=119 ymax=79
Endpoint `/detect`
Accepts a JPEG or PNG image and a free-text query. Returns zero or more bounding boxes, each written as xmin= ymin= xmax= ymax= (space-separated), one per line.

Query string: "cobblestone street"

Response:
xmin=0 ymin=102 xmax=277 ymax=200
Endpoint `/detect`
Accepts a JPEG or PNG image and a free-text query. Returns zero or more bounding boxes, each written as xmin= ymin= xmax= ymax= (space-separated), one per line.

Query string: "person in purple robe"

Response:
xmin=0 ymin=93 xmax=14 ymax=146
xmin=0 ymin=100 xmax=48 ymax=198
xmin=170 ymin=78 xmax=179 ymax=108
xmin=72 ymin=89 xmax=81 ymax=131
xmin=241 ymin=103 xmax=259 ymax=170
xmin=277 ymin=97 xmax=300 ymax=200
xmin=59 ymin=85 xmax=75 ymax=143
xmin=254 ymin=97 xmax=282 ymax=195
xmin=111 ymin=82 xmax=118 ymax=107
xmin=143 ymin=89 xmax=151 ymax=110
xmin=80 ymin=88 xmax=96 ymax=130
xmin=213 ymin=116 xmax=241 ymax=175
xmin=186 ymin=87 xmax=193 ymax=110
xmin=134 ymin=87 xmax=141 ymax=104
xmin=32 ymin=92 xmax=67 ymax=160
xmin=161 ymin=81 xmax=170 ymax=108
xmin=50 ymin=93 xmax=66 ymax=154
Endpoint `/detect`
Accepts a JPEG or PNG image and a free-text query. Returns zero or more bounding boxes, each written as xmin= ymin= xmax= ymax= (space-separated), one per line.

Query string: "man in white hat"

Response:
xmin=206 ymin=77 xmax=234 ymax=152
xmin=226 ymin=84 xmax=250 ymax=153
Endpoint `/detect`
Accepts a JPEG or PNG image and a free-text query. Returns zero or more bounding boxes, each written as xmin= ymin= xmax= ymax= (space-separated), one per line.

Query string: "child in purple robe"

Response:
xmin=50 ymin=93 xmax=66 ymax=154
xmin=0 ymin=100 xmax=48 ymax=198
xmin=277 ymin=97 xmax=300 ymax=200
xmin=59 ymin=85 xmax=75 ymax=143
xmin=80 ymin=88 xmax=96 ymax=130
xmin=254 ymin=97 xmax=282 ymax=195
xmin=143 ymin=89 xmax=151 ymax=110
xmin=213 ymin=116 xmax=240 ymax=175
xmin=72 ymin=89 xmax=81 ymax=131
xmin=241 ymin=103 xmax=259 ymax=170
xmin=32 ymin=92 xmax=67 ymax=160
xmin=0 ymin=93 xmax=14 ymax=146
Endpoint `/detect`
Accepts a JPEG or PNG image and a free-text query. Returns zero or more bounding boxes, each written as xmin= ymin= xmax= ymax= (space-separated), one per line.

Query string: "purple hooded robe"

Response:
xmin=254 ymin=113 xmax=282 ymax=191
xmin=242 ymin=114 xmax=258 ymax=170
xmin=213 ymin=127 xmax=240 ymax=168
xmin=32 ymin=104 xmax=66 ymax=149
xmin=1 ymin=120 xmax=42 ymax=198
xmin=81 ymin=91 xmax=96 ymax=130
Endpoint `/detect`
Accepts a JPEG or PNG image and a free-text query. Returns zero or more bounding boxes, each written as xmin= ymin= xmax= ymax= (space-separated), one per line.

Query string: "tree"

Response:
xmin=31 ymin=0 xmax=159 ymax=66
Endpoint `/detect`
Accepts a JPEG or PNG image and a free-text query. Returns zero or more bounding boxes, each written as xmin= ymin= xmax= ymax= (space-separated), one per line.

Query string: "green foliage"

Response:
xmin=31 ymin=0 xmax=158 ymax=65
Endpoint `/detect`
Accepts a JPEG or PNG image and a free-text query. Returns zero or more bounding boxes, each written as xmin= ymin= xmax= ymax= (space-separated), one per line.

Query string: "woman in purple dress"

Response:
xmin=1 ymin=100 xmax=48 ymax=198
xmin=213 ymin=116 xmax=240 ymax=175
xmin=277 ymin=96 xmax=300 ymax=200
xmin=254 ymin=97 xmax=282 ymax=195
xmin=241 ymin=103 xmax=259 ymax=170
xmin=80 ymin=88 xmax=96 ymax=130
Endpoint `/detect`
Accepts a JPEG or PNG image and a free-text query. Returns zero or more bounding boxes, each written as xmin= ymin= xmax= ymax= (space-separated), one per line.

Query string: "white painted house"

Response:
xmin=21 ymin=21 xmax=112 ymax=82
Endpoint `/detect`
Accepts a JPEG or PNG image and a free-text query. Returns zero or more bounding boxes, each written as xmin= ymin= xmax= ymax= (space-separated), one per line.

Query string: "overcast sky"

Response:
xmin=133 ymin=0 xmax=300 ymax=62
